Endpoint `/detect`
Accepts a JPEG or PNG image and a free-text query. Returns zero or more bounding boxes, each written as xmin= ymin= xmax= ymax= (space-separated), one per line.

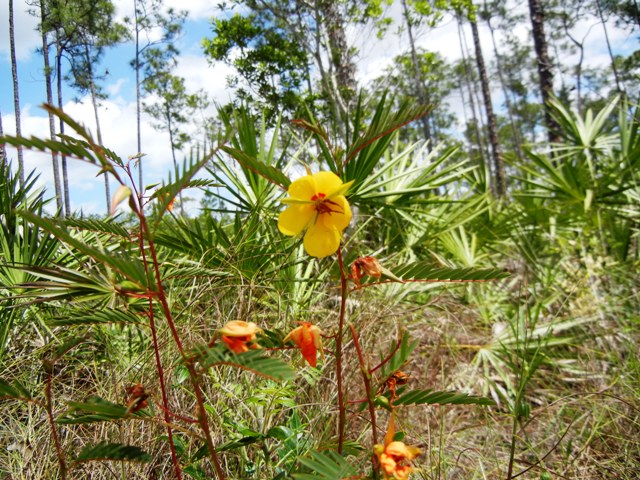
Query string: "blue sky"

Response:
xmin=1 ymin=0 xmax=637 ymax=215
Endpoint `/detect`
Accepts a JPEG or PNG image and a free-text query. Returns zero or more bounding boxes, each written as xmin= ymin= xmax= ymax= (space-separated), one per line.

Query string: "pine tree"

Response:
xmin=9 ymin=0 xmax=25 ymax=186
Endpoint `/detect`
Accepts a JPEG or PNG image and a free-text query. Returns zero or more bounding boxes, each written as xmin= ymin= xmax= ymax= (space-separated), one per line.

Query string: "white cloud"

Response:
xmin=178 ymin=54 xmax=235 ymax=103
xmin=2 ymin=93 xmax=185 ymax=215
xmin=165 ymin=0 xmax=218 ymax=20
xmin=0 ymin=0 xmax=40 ymax=61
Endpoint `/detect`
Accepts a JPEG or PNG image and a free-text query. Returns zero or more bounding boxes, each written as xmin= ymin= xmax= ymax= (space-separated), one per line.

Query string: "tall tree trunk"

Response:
xmin=166 ymin=109 xmax=184 ymax=215
xmin=319 ymin=0 xmax=355 ymax=100
xmin=0 ymin=108 xmax=6 ymax=169
xmin=400 ymin=0 xmax=432 ymax=148
xmin=56 ymin=36 xmax=71 ymax=217
xmin=316 ymin=0 xmax=355 ymax=133
xmin=457 ymin=17 xmax=487 ymax=168
xmin=83 ymin=43 xmax=110 ymax=211
xmin=485 ymin=9 xmax=523 ymax=160
xmin=134 ymin=0 xmax=143 ymax=193
xmin=40 ymin=0 xmax=63 ymax=214
xmin=528 ymin=0 xmax=561 ymax=144
xmin=562 ymin=24 xmax=585 ymax=114
xmin=9 ymin=0 xmax=25 ymax=187
xmin=470 ymin=19 xmax=505 ymax=196
xmin=595 ymin=0 xmax=623 ymax=93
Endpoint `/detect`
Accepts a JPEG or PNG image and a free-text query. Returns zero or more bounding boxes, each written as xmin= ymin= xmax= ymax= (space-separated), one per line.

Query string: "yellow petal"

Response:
xmin=312 ymin=171 xmax=343 ymax=196
xmin=386 ymin=441 xmax=421 ymax=461
xmin=304 ymin=222 xmax=341 ymax=258
xmin=283 ymin=325 xmax=303 ymax=345
xmin=328 ymin=179 xmax=354 ymax=198
xmin=288 ymin=174 xmax=317 ymax=200
xmin=319 ymin=195 xmax=351 ymax=232
xmin=219 ymin=320 xmax=261 ymax=337
xmin=278 ymin=204 xmax=315 ymax=236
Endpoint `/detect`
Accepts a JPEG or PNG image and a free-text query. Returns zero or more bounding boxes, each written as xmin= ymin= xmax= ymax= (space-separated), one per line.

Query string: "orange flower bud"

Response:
xmin=351 ymin=256 xmax=383 ymax=287
xmin=219 ymin=320 xmax=262 ymax=353
xmin=283 ymin=321 xmax=323 ymax=367
xmin=125 ymin=383 xmax=149 ymax=414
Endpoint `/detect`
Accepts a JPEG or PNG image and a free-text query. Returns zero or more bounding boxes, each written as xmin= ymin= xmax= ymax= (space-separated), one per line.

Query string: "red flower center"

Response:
xmin=310 ymin=192 xmax=343 ymax=215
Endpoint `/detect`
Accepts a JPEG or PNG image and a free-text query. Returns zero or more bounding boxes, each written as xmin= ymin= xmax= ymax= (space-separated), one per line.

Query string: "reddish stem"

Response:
xmin=129 ymin=172 xmax=225 ymax=479
xmin=336 ymin=246 xmax=348 ymax=453
xmin=146 ymin=300 xmax=183 ymax=479
xmin=44 ymin=368 xmax=67 ymax=480
xmin=349 ymin=324 xmax=378 ymax=447
xmin=138 ymin=212 xmax=226 ymax=479
xmin=370 ymin=337 xmax=403 ymax=374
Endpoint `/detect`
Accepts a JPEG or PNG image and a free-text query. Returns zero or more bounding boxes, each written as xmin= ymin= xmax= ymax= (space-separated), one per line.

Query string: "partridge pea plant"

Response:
xmin=0 ymin=97 xmax=506 ymax=479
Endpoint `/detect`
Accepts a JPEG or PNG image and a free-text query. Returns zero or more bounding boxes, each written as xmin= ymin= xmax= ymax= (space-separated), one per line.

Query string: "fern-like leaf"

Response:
xmin=195 ymin=345 xmax=296 ymax=381
xmin=394 ymin=388 xmax=495 ymax=407
xmin=75 ymin=442 xmax=151 ymax=462
xmin=57 ymin=396 xmax=152 ymax=424
xmin=393 ymin=262 xmax=509 ymax=283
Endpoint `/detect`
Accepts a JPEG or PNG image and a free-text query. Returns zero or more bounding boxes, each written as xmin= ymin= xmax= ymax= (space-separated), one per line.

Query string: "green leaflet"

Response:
xmin=394 ymin=387 xmax=495 ymax=407
xmin=75 ymin=442 xmax=151 ymax=463
xmin=393 ymin=262 xmax=509 ymax=282
xmin=0 ymin=378 xmax=32 ymax=401
xmin=57 ymin=396 xmax=152 ymax=424
xmin=196 ymin=345 xmax=296 ymax=381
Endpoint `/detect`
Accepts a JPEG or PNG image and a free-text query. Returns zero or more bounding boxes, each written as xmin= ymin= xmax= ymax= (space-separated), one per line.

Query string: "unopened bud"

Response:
xmin=110 ymin=184 xmax=132 ymax=216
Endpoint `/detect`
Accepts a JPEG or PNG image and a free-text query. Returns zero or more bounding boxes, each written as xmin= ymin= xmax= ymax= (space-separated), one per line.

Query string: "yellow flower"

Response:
xmin=278 ymin=171 xmax=353 ymax=258
xmin=219 ymin=320 xmax=262 ymax=353
xmin=283 ymin=322 xmax=323 ymax=367
xmin=374 ymin=415 xmax=422 ymax=479
xmin=374 ymin=441 xmax=421 ymax=479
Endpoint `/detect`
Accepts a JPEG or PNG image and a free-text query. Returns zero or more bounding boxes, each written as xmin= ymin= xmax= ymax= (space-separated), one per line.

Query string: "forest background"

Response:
xmin=0 ymin=0 xmax=639 ymax=479
xmin=1 ymin=0 xmax=637 ymax=214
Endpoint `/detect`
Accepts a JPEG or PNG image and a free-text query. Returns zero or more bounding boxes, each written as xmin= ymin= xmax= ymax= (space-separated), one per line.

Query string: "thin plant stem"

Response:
xmin=44 ymin=365 xmax=67 ymax=480
xmin=145 ymin=300 xmax=183 ymax=480
xmin=128 ymin=176 xmax=182 ymax=478
xmin=137 ymin=209 xmax=226 ymax=479
xmin=348 ymin=324 xmax=378 ymax=445
xmin=135 ymin=210 xmax=183 ymax=480
xmin=349 ymin=324 xmax=379 ymax=477
xmin=127 ymin=168 xmax=225 ymax=479
xmin=336 ymin=246 xmax=348 ymax=454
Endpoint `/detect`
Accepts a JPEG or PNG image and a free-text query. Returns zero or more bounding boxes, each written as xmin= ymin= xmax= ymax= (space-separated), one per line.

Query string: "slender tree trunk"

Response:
xmin=470 ymin=19 xmax=505 ymax=196
xmin=40 ymin=0 xmax=63 ymax=214
xmin=595 ymin=0 xmax=623 ymax=93
xmin=134 ymin=0 xmax=143 ymax=193
xmin=485 ymin=10 xmax=523 ymax=160
xmin=528 ymin=0 xmax=561 ymax=144
xmin=0 ymin=108 xmax=6 ymax=169
xmin=312 ymin=5 xmax=345 ymax=137
xmin=400 ymin=0 xmax=432 ymax=148
xmin=315 ymin=0 xmax=356 ymax=135
xmin=166 ymin=109 xmax=184 ymax=215
xmin=56 ymin=36 xmax=71 ymax=217
xmin=319 ymin=0 xmax=355 ymax=101
xmin=83 ymin=43 xmax=110 ymax=211
xmin=9 ymin=0 xmax=25 ymax=186
xmin=457 ymin=17 xmax=487 ymax=167
xmin=563 ymin=25 xmax=585 ymax=114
